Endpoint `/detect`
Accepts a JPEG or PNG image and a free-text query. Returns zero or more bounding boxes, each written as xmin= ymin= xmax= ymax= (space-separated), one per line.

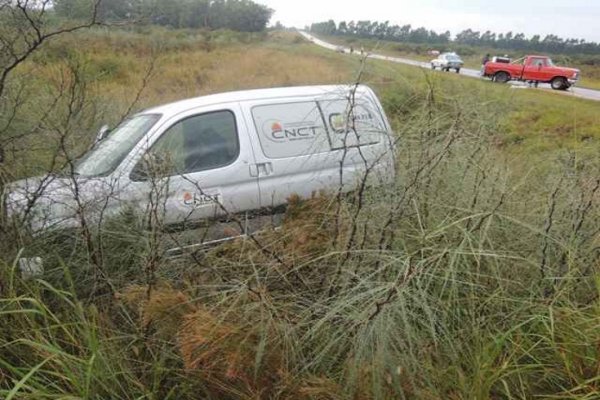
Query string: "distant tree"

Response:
xmin=54 ymin=0 xmax=273 ymax=31
xmin=311 ymin=20 xmax=600 ymax=55
xmin=310 ymin=19 xmax=336 ymax=35
xmin=455 ymin=29 xmax=481 ymax=46
xmin=440 ymin=30 xmax=451 ymax=43
xmin=347 ymin=20 xmax=356 ymax=35
xmin=54 ymin=0 xmax=139 ymax=21
xmin=308 ymin=19 xmax=600 ymax=55
xmin=206 ymin=0 xmax=272 ymax=32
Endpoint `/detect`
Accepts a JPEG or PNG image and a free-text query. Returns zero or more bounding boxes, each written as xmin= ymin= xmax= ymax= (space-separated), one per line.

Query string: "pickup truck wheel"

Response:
xmin=551 ymin=77 xmax=569 ymax=91
xmin=494 ymin=71 xmax=510 ymax=84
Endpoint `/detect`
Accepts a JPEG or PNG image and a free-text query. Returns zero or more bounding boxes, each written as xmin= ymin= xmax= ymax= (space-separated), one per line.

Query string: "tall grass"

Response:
xmin=1 ymin=29 xmax=599 ymax=399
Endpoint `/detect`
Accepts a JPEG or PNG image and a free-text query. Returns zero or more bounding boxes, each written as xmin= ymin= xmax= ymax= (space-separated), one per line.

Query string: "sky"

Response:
xmin=259 ymin=0 xmax=600 ymax=42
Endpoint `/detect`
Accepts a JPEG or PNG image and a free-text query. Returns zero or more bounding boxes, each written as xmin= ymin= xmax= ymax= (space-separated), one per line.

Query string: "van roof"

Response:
xmin=142 ymin=85 xmax=372 ymax=116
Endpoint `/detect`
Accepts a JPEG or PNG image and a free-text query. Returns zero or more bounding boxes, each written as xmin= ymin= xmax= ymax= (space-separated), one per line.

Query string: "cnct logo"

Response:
xmin=182 ymin=191 xmax=221 ymax=209
xmin=328 ymin=112 xmax=375 ymax=134
xmin=266 ymin=121 xmax=320 ymax=142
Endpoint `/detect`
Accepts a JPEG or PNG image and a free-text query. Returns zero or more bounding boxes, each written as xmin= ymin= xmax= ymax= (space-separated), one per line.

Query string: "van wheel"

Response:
xmin=551 ymin=77 xmax=569 ymax=91
xmin=494 ymin=71 xmax=510 ymax=84
xmin=455 ymin=68 xmax=460 ymax=73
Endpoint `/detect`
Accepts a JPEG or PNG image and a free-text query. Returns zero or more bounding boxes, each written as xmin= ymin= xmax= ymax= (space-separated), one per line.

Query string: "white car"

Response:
xmin=6 ymin=85 xmax=396 ymax=233
xmin=431 ymin=52 xmax=464 ymax=73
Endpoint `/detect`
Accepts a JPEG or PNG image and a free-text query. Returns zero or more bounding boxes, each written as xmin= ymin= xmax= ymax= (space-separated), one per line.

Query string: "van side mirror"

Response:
xmin=96 ymin=125 xmax=110 ymax=143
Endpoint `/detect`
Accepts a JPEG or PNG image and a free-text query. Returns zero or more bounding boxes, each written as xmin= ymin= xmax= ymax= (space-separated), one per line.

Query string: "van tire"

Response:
xmin=455 ymin=68 xmax=460 ymax=73
xmin=551 ymin=77 xmax=569 ymax=91
xmin=494 ymin=71 xmax=510 ymax=84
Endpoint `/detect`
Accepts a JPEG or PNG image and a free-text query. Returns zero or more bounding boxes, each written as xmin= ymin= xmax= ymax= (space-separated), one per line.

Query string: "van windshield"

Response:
xmin=72 ymin=114 xmax=161 ymax=177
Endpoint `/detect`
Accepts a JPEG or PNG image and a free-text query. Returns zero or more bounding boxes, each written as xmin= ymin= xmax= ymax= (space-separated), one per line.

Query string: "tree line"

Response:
xmin=53 ymin=0 xmax=273 ymax=32
xmin=310 ymin=20 xmax=600 ymax=55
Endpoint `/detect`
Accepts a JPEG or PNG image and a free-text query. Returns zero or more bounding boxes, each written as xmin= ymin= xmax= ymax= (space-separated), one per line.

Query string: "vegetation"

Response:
xmin=54 ymin=0 xmax=274 ymax=31
xmin=0 ymin=16 xmax=599 ymax=400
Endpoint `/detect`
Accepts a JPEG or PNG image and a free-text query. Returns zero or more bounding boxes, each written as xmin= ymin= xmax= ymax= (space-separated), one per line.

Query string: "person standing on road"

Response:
xmin=480 ymin=53 xmax=491 ymax=76
xmin=527 ymin=59 xmax=543 ymax=88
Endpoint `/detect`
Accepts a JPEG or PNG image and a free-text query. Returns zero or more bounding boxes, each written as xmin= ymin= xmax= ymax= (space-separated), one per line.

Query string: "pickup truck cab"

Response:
xmin=483 ymin=55 xmax=580 ymax=90
xmin=6 ymin=85 xmax=396 ymax=233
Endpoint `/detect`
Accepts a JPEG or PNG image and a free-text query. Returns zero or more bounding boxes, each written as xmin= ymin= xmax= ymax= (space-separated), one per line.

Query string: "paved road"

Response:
xmin=300 ymin=31 xmax=600 ymax=103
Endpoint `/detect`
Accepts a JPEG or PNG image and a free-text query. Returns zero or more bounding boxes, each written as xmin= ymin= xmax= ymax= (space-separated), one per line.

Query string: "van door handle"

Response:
xmin=249 ymin=162 xmax=273 ymax=177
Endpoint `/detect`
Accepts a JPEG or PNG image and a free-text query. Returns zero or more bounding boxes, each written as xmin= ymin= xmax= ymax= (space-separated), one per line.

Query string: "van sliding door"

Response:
xmin=246 ymin=100 xmax=334 ymax=208
xmin=243 ymin=94 xmax=389 ymax=210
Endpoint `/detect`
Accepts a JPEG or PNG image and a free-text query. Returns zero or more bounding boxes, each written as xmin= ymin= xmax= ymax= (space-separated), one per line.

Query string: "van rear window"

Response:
xmin=319 ymin=98 xmax=384 ymax=150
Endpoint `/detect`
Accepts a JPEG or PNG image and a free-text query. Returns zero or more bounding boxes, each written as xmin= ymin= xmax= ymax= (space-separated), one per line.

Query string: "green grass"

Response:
xmin=1 ymin=27 xmax=599 ymax=399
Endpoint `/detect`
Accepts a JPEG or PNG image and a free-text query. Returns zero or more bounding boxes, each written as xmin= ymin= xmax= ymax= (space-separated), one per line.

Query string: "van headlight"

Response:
xmin=4 ymin=187 xmax=47 ymax=230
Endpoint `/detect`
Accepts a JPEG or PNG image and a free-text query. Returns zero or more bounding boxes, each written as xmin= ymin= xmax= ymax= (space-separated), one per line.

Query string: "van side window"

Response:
xmin=132 ymin=110 xmax=239 ymax=180
xmin=319 ymin=98 xmax=384 ymax=150
xmin=251 ymin=101 xmax=330 ymax=159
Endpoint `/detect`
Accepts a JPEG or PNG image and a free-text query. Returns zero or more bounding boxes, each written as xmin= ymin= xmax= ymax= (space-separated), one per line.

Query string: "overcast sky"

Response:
xmin=260 ymin=0 xmax=600 ymax=42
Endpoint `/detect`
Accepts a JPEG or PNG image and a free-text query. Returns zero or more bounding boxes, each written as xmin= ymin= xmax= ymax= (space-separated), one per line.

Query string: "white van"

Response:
xmin=6 ymin=85 xmax=396 ymax=232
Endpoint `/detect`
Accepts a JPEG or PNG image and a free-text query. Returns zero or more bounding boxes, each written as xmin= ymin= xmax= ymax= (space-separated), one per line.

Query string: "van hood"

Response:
xmin=5 ymin=174 xmax=119 ymax=232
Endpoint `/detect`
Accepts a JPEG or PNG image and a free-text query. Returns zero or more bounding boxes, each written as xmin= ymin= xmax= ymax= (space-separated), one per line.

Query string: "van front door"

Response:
xmin=125 ymin=106 xmax=260 ymax=228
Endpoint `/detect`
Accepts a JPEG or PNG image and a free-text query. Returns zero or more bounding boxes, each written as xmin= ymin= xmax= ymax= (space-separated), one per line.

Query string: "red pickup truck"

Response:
xmin=483 ymin=55 xmax=580 ymax=90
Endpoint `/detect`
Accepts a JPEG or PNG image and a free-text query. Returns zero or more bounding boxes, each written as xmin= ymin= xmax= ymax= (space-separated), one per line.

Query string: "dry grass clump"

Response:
xmin=205 ymin=192 xmax=349 ymax=284
xmin=117 ymin=283 xmax=195 ymax=337
xmin=177 ymin=308 xmax=284 ymax=398
xmin=119 ymin=282 xmax=287 ymax=397
xmin=278 ymin=193 xmax=344 ymax=260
